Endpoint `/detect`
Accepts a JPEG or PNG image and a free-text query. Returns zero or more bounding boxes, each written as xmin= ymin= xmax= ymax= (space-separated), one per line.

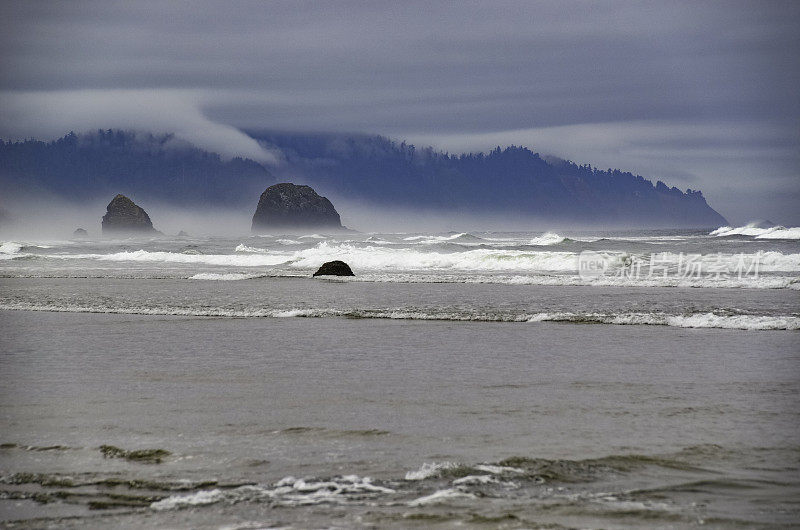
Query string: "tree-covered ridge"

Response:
xmin=253 ymin=131 xmax=726 ymax=226
xmin=0 ymin=130 xmax=274 ymax=205
xmin=0 ymin=129 xmax=727 ymax=226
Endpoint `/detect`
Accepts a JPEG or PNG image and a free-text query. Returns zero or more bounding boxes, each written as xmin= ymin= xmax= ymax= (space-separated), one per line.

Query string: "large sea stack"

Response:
xmin=101 ymin=194 xmax=157 ymax=235
xmin=252 ymin=183 xmax=342 ymax=233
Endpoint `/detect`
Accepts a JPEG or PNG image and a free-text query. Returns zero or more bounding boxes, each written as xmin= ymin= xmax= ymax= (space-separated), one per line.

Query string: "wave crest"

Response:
xmin=710 ymin=224 xmax=800 ymax=239
xmin=2 ymin=303 xmax=796 ymax=330
xmin=529 ymin=232 xmax=565 ymax=245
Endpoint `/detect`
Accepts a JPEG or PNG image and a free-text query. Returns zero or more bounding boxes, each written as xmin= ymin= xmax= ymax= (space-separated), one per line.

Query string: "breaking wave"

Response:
xmin=710 ymin=224 xmax=800 ymax=239
xmin=529 ymin=232 xmax=565 ymax=245
xmin=147 ymin=449 xmax=730 ymax=513
xmin=234 ymin=244 xmax=270 ymax=253
xmin=350 ymin=272 xmax=800 ymax=289
xmin=402 ymin=232 xmax=485 ymax=244
xmin=1 ymin=302 xmax=796 ymax=330
xmin=63 ymin=250 xmax=291 ymax=267
xmin=0 ymin=241 xmax=36 ymax=260
xmin=289 ymin=242 xmax=584 ymax=271
xmin=0 ymin=242 xmax=23 ymax=255
xmin=527 ymin=311 xmax=800 ymax=330
xmin=0 ymin=241 xmax=55 ymax=260
xmin=30 ymin=243 xmax=800 ymax=277
xmin=151 ymin=475 xmax=394 ymax=510
xmin=405 ymin=462 xmax=461 ymax=480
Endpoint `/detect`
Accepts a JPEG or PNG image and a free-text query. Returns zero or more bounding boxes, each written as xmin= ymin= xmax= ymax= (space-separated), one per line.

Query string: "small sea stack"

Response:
xmin=252 ymin=183 xmax=342 ymax=233
xmin=313 ymin=260 xmax=354 ymax=277
xmin=101 ymin=194 xmax=157 ymax=235
xmin=73 ymin=228 xmax=88 ymax=238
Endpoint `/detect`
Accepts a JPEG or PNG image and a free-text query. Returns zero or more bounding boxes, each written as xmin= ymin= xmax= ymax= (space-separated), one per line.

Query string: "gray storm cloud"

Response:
xmin=0 ymin=0 xmax=798 ymax=222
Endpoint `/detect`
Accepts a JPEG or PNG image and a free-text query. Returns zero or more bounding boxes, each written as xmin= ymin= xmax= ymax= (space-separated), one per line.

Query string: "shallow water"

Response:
xmin=1 ymin=227 xmax=799 ymax=528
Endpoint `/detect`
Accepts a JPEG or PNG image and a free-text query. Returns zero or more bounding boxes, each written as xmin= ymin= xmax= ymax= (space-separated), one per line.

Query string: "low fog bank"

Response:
xmin=330 ymin=196 xmax=720 ymax=233
xmin=0 ymin=194 xmax=721 ymax=242
xmin=0 ymin=193 xmax=255 ymax=240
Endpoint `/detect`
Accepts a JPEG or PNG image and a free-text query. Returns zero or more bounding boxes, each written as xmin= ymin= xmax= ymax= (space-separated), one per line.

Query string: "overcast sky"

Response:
xmin=1 ymin=1 xmax=798 ymax=223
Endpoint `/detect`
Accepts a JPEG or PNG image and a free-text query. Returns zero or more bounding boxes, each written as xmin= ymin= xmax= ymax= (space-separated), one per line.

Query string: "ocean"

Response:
xmin=1 ymin=226 xmax=798 ymax=528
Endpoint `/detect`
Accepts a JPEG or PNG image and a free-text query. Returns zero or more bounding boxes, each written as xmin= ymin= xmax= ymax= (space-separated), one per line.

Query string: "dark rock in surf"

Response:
xmin=313 ymin=260 xmax=354 ymax=277
xmin=252 ymin=183 xmax=342 ymax=233
xmin=73 ymin=228 xmax=88 ymax=238
xmin=177 ymin=230 xmax=190 ymax=237
xmin=101 ymin=194 xmax=156 ymax=235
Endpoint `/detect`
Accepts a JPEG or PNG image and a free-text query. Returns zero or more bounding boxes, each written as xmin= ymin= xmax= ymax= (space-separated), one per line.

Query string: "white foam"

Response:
xmin=271 ymin=309 xmax=319 ymax=317
xmin=710 ymin=224 xmax=800 ymax=239
xmin=0 ymin=242 xmax=23 ymax=254
xmin=241 ymin=240 xmax=303 ymax=247
xmin=474 ymin=464 xmax=524 ymax=474
xmin=151 ymin=488 xmax=228 ymax=510
xmin=754 ymin=228 xmax=800 ymax=239
xmin=402 ymin=233 xmax=484 ymax=245
xmin=364 ymin=236 xmax=393 ymax=244
xmin=234 ymin=244 xmax=269 ymax=253
xmin=611 ymin=250 xmax=800 ymax=273
xmin=591 ymin=495 xmax=676 ymax=513
xmin=529 ymin=232 xmax=565 ymax=245
xmin=407 ymin=488 xmax=475 ymax=506
xmin=352 ymin=271 xmax=799 ymax=289
xmin=405 ymin=462 xmax=460 ymax=480
xmin=21 ymin=238 xmax=800 ymax=279
xmin=452 ymin=475 xmax=498 ymax=486
xmin=292 ymin=245 xmax=799 ymax=274
xmin=288 ymin=241 xmax=586 ymax=271
xmin=151 ymin=475 xmax=393 ymax=511
xmin=665 ymin=312 xmax=800 ymax=330
xmin=0 ymin=302 xmax=334 ymax=319
xmin=188 ymin=273 xmax=262 ymax=281
xmin=1 ymin=303 xmax=796 ymax=330
xmin=527 ymin=311 xmax=800 ymax=330
xmin=64 ymin=250 xmax=291 ymax=267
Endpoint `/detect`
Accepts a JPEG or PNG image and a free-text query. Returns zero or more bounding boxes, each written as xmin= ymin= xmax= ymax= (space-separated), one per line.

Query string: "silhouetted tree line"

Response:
xmin=251 ymin=131 xmax=726 ymax=226
xmin=0 ymin=130 xmax=273 ymax=205
xmin=0 ymin=129 xmax=726 ymax=225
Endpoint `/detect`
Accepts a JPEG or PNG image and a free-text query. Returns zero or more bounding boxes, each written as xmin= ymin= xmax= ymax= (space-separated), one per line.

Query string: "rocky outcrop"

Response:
xmin=101 ymin=194 xmax=156 ymax=235
xmin=73 ymin=228 xmax=88 ymax=238
xmin=313 ymin=260 xmax=354 ymax=277
xmin=252 ymin=183 xmax=342 ymax=233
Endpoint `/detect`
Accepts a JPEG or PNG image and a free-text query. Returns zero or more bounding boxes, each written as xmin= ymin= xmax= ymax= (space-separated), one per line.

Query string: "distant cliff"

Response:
xmin=0 ymin=129 xmax=728 ymax=227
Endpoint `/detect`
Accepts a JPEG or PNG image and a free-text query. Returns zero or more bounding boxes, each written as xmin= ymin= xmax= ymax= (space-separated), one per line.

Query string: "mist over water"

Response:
xmin=0 ymin=196 xmax=257 ymax=239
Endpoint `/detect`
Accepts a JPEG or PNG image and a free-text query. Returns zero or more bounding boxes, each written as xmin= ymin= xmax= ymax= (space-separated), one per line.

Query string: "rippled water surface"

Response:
xmin=1 ymin=227 xmax=798 ymax=528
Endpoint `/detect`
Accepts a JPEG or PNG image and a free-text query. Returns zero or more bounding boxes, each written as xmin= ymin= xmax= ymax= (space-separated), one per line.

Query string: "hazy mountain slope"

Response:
xmin=0 ymin=129 xmax=728 ymax=227
xmin=254 ymin=131 xmax=727 ymax=227
xmin=0 ymin=130 xmax=274 ymax=206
